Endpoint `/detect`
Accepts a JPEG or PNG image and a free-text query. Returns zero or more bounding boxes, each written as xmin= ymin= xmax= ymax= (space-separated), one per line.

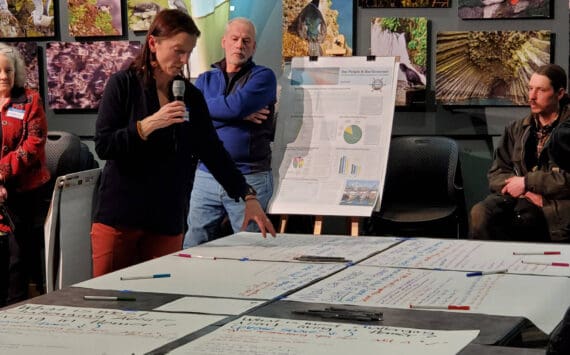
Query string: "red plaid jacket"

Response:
xmin=0 ymin=88 xmax=50 ymax=192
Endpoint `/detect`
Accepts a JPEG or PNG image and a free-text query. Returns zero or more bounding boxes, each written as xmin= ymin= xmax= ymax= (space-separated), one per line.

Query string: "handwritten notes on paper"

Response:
xmin=169 ymin=315 xmax=479 ymax=355
xmin=0 ymin=304 xmax=224 ymax=355
xmin=183 ymin=232 xmax=400 ymax=262
xmin=287 ymin=265 xmax=570 ymax=334
xmin=362 ymin=238 xmax=570 ymax=277
xmin=75 ymin=257 xmax=344 ymax=300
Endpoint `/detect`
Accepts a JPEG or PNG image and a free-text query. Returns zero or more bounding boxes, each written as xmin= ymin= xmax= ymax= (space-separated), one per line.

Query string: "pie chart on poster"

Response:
xmin=343 ymin=125 xmax=362 ymax=144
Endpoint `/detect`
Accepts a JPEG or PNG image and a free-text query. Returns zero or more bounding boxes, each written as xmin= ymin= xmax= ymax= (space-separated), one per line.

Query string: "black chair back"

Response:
xmin=366 ymin=136 xmax=467 ymax=237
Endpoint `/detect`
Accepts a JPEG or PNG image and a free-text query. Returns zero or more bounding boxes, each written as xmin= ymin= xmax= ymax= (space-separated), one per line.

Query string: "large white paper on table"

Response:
xmin=155 ymin=297 xmax=265 ymax=315
xmin=75 ymin=256 xmax=344 ymax=300
xmin=362 ymin=238 xmax=570 ymax=277
xmin=183 ymin=231 xmax=401 ymax=262
xmin=169 ymin=315 xmax=479 ymax=355
xmin=287 ymin=265 xmax=570 ymax=334
xmin=268 ymin=56 xmax=399 ymax=216
xmin=0 ymin=304 xmax=224 ymax=355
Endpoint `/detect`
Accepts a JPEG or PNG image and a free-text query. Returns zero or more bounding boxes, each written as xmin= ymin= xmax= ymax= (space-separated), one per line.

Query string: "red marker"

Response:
xmin=522 ymin=261 xmax=569 ymax=267
xmin=409 ymin=304 xmax=470 ymax=311
xmin=177 ymin=253 xmax=217 ymax=260
xmin=513 ymin=251 xmax=561 ymax=255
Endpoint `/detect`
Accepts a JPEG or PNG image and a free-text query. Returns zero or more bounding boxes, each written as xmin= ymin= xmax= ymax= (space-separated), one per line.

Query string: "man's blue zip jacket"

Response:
xmin=195 ymin=58 xmax=277 ymax=175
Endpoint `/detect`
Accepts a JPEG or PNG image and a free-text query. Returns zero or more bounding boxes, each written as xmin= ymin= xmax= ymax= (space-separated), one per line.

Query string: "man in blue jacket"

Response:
xmin=184 ymin=17 xmax=277 ymax=247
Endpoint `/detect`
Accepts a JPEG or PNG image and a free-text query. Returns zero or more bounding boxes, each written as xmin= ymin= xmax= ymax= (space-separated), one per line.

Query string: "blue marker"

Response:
xmin=466 ymin=269 xmax=508 ymax=277
xmin=120 ymin=273 xmax=171 ymax=281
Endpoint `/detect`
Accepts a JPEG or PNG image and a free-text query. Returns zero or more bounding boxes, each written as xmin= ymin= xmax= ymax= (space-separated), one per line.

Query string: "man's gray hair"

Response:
xmin=225 ymin=17 xmax=257 ymax=39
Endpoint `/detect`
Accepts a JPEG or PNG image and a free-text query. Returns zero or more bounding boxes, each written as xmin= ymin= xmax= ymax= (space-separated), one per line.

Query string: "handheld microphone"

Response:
xmin=172 ymin=79 xmax=185 ymax=101
xmin=172 ymin=79 xmax=189 ymax=121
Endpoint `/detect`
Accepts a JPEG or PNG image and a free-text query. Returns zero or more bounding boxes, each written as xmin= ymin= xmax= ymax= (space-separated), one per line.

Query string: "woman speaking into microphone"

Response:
xmin=91 ymin=9 xmax=275 ymax=277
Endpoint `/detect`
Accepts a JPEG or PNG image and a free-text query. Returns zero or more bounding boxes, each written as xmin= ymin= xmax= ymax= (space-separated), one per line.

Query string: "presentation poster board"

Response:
xmin=268 ymin=56 xmax=398 ymax=217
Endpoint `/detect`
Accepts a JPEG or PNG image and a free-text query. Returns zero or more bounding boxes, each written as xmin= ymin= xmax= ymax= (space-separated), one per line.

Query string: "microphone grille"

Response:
xmin=172 ymin=79 xmax=185 ymax=98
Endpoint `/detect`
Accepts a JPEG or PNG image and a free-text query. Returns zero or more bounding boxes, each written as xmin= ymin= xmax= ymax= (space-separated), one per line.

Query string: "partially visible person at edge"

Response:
xmin=184 ymin=17 xmax=277 ymax=248
xmin=0 ymin=42 xmax=50 ymax=305
xmin=91 ymin=9 xmax=276 ymax=277
xmin=550 ymin=115 xmax=570 ymax=172
xmin=469 ymin=63 xmax=570 ymax=242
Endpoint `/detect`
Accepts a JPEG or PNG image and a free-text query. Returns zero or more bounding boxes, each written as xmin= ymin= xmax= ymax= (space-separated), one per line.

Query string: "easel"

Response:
xmin=279 ymin=215 xmax=360 ymax=237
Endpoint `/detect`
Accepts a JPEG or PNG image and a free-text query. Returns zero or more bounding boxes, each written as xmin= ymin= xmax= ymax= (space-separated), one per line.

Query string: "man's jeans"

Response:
xmin=184 ymin=169 xmax=273 ymax=248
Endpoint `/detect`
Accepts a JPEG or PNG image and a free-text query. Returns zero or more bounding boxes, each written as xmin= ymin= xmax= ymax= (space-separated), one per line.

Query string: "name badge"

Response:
xmin=6 ymin=107 xmax=25 ymax=120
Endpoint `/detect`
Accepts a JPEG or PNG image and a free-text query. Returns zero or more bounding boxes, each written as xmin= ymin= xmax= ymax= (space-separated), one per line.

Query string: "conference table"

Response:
xmin=2 ymin=232 xmax=568 ymax=354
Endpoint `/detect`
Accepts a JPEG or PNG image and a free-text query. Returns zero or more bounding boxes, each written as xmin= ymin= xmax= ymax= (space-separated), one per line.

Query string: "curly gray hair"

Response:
xmin=0 ymin=42 xmax=26 ymax=89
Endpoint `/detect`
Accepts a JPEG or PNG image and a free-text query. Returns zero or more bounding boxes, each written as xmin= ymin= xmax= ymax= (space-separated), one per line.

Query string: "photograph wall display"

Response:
xmin=370 ymin=17 xmax=427 ymax=107
xmin=46 ymin=41 xmax=141 ymax=109
xmin=282 ymin=0 xmax=354 ymax=60
xmin=458 ymin=0 xmax=552 ymax=20
xmin=9 ymin=42 xmax=40 ymax=91
xmin=128 ymin=0 xmax=193 ymax=31
xmin=436 ymin=30 xmax=552 ymax=106
xmin=68 ymin=0 xmax=123 ymax=36
xmin=0 ymin=0 xmax=55 ymax=38
xmin=359 ymin=0 xmax=449 ymax=8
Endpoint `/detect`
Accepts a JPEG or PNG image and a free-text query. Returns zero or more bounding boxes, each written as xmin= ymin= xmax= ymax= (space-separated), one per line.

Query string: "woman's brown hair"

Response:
xmin=131 ymin=9 xmax=201 ymax=86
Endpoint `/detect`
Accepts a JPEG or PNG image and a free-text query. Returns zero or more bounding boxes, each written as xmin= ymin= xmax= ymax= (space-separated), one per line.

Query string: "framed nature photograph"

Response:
xmin=128 ymin=0 xmax=191 ymax=31
xmin=436 ymin=30 xmax=552 ymax=106
xmin=282 ymin=0 xmax=355 ymax=61
xmin=370 ymin=17 xmax=427 ymax=107
xmin=359 ymin=0 xmax=449 ymax=8
xmin=458 ymin=0 xmax=552 ymax=20
xmin=68 ymin=0 xmax=123 ymax=36
xmin=46 ymin=41 xmax=141 ymax=110
xmin=0 ymin=0 xmax=55 ymax=38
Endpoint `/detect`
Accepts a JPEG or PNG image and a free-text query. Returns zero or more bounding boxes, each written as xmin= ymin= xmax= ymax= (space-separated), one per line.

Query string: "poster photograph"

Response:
xmin=370 ymin=17 xmax=427 ymax=107
xmin=46 ymin=41 xmax=140 ymax=109
xmin=359 ymin=0 xmax=448 ymax=8
xmin=282 ymin=0 xmax=354 ymax=60
xmin=0 ymin=0 xmax=55 ymax=38
xmin=68 ymin=0 xmax=123 ymax=36
xmin=436 ymin=30 xmax=551 ymax=106
xmin=458 ymin=0 xmax=552 ymax=19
